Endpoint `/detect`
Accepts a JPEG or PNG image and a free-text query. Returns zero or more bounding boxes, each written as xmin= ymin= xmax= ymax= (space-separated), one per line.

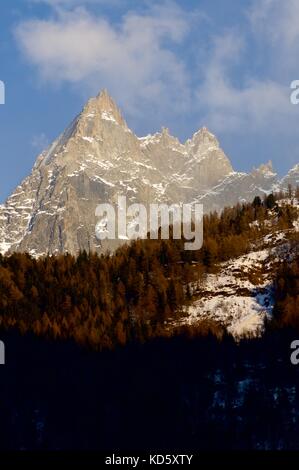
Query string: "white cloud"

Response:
xmin=16 ymin=0 xmax=299 ymax=151
xmin=29 ymin=0 xmax=120 ymax=8
xmin=249 ymin=0 xmax=299 ymax=46
xmin=194 ymin=1 xmax=299 ymax=136
xmin=249 ymin=0 xmax=299 ymax=75
xmin=31 ymin=132 xmax=49 ymax=151
xmin=197 ymin=30 xmax=295 ymax=133
xmin=15 ymin=3 xmax=192 ymax=120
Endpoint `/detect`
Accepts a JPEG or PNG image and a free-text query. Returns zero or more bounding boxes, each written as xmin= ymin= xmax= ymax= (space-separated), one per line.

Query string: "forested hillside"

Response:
xmin=1 ymin=190 xmax=299 ymax=451
xmin=0 ymin=190 xmax=298 ymax=349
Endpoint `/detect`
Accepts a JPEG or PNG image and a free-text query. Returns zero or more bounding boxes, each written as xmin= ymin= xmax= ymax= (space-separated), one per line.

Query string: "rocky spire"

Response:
xmin=190 ymin=127 xmax=219 ymax=147
xmin=83 ymin=88 xmax=128 ymax=128
xmin=254 ymin=160 xmax=275 ymax=175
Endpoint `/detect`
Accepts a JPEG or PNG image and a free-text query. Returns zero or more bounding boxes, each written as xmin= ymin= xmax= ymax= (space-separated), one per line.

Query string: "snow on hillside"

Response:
xmin=171 ymin=197 xmax=299 ymax=338
xmin=179 ymin=249 xmax=274 ymax=338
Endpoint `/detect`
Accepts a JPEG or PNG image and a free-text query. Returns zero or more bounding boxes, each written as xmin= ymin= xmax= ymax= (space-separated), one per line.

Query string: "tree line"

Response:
xmin=0 ymin=188 xmax=297 ymax=349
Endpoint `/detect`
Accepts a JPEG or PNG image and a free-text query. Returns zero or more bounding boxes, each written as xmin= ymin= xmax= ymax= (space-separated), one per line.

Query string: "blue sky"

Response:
xmin=0 ymin=0 xmax=299 ymax=202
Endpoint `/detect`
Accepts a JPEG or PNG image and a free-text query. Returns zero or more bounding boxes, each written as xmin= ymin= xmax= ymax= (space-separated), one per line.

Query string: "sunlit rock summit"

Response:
xmin=0 ymin=90 xmax=296 ymax=256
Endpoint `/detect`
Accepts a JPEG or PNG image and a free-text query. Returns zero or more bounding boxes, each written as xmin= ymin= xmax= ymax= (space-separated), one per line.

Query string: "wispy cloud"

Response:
xmin=248 ymin=0 xmax=299 ymax=75
xmin=29 ymin=0 xmax=122 ymax=8
xmin=15 ymin=0 xmax=299 ymax=172
xmin=249 ymin=0 xmax=299 ymax=47
xmin=31 ymin=132 xmax=49 ymax=151
xmin=196 ymin=30 xmax=294 ymax=133
xmin=16 ymin=2 xmax=194 ymax=122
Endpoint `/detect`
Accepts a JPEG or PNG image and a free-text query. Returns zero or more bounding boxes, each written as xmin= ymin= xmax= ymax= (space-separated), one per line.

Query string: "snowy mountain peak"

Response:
xmin=0 ymin=91 xmax=297 ymax=257
xmin=139 ymin=127 xmax=183 ymax=151
xmin=161 ymin=126 xmax=170 ymax=136
xmin=284 ymin=163 xmax=299 ymax=176
xmin=280 ymin=162 xmax=299 ymax=189
xmin=186 ymin=127 xmax=220 ymax=156
xmin=192 ymin=126 xmax=218 ymax=145
xmin=159 ymin=127 xmax=183 ymax=148
xmin=254 ymin=160 xmax=275 ymax=176
xmin=83 ymin=89 xmax=128 ymax=128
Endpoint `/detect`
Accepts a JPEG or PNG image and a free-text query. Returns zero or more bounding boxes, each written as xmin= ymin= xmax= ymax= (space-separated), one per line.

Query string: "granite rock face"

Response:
xmin=0 ymin=90 xmax=295 ymax=255
xmin=279 ymin=164 xmax=299 ymax=190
